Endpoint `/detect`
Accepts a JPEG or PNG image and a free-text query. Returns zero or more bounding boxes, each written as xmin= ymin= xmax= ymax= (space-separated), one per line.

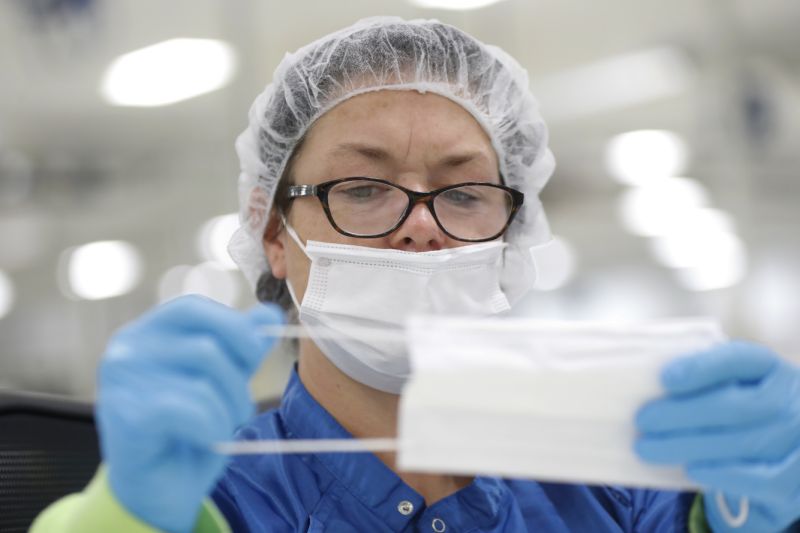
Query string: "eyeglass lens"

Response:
xmin=326 ymin=179 xmax=513 ymax=240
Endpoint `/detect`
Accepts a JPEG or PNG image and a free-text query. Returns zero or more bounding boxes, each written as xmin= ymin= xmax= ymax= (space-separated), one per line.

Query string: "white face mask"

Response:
xmin=283 ymin=223 xmax=511 ymax=393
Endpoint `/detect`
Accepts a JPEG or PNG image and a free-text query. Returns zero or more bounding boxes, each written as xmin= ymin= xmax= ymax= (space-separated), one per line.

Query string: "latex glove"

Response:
xmin=96 ymin=295 xmax=283 ymax=533
xmin=635 ymin=341 xmax=800 ymax=532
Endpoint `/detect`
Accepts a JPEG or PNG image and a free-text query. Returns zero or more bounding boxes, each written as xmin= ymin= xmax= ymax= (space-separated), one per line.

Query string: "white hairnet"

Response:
xmin=230 ymin=16 xmax=556 ymax=305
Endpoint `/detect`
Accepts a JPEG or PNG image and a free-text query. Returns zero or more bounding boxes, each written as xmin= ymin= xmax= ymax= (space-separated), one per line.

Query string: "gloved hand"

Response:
xmin=634 ymin=341 xmax=800 ymax=532
xmin=96 ymin=295 xmax=283 ymax=533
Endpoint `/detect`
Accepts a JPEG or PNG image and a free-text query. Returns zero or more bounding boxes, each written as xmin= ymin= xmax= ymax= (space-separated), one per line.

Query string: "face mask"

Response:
xmin=398 ymin=315 xmax=727 ymax=489
xmin=283 ymin=223 xmax=511 ymax=393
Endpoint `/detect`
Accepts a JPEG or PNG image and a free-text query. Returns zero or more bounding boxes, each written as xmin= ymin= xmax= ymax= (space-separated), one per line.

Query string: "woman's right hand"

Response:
xmin=96 ymin=295 xmax=283 ymax=533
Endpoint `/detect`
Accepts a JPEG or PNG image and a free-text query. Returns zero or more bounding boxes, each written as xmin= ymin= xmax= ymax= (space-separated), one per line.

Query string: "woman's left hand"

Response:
xmin=634 ymin=341 xmax=800 ymax=532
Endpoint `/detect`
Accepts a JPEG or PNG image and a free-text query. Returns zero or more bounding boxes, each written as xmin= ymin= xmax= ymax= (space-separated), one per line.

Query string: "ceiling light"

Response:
xmin=197 ymin=213 xmax=239 ymax=270
xmin=606 ymin=130 xmax=689 ymax=186
xmin=0 ymin=269 xmax=15 ymax=320
xmin=409 ymin=0 xmax=506 ymax=9
xmin=674 ymin=258 xmax=747 ymax=291
xmin=649 ymin=230 xmax=745 ymax=271
xmin=617 ymin=177 xmax=709 ymax=237
xmin=62 ymin=240 xmax=143 ymax=300
xmin=157 ymin=263 xmax=241 ymax=306
xmin=668 ymin=207 xmax=736 ymax=237
xmin=101 ymin=38 xmax=236 ymax=107
xmin=182 ymin=262 xmax=241 ymax=307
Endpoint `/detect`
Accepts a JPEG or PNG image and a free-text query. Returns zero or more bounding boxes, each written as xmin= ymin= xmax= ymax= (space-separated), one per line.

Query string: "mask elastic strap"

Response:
xmin=280 ymin=215 xmax=310 ymax=258
xmin=285 ymin=278 xmax=301 ymax=311
xmin=279 ymin=215 xmax=307 ymax=312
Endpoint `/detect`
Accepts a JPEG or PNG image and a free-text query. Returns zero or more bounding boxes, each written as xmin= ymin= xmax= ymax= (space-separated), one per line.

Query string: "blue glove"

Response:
xmin=96 ymin=295 xmax=283 ymax=533
xmin=634 ymin=341 xmax=800 ymax=532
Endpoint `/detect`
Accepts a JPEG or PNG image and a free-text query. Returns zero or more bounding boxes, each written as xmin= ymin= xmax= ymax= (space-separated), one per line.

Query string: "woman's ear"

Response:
xmin=263 ymin=211 xmax=287 ymax=279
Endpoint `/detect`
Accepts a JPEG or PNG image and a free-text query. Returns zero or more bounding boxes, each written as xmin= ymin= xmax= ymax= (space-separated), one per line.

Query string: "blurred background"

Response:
xmin=1 ymin=0 xmax=798 ymax=401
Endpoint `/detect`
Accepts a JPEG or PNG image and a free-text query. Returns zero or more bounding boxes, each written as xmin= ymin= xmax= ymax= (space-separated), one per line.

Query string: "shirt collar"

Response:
xmin=278 ymin=366 xmax=512 ymax=530
xmin=279 ymin=366 xmax=425 ymax=529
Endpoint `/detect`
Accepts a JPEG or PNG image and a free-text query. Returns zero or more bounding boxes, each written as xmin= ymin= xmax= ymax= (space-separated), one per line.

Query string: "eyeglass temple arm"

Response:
xmin=287 ymin=184 xmax=317 ymax=198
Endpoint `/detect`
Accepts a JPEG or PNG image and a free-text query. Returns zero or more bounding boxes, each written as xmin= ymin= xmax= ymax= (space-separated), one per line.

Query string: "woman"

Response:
xmin=33 ymin=17 xmax=800 ymax=533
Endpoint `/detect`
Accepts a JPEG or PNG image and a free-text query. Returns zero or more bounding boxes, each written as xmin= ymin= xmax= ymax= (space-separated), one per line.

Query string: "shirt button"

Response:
xmin=397 ymin=500 xmax=414 ymax=516
xmin=432 ymin=518 xmax=446 ymax=532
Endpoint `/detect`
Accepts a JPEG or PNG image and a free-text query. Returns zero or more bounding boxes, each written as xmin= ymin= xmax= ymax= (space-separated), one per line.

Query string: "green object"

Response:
xmin=688 ymin=494 xmax=713 ymax=533
xmin=30 ymin=466 xmax=230 ymax=533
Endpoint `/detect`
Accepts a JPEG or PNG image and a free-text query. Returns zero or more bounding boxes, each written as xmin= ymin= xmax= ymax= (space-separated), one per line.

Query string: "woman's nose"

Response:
xmin=388 ymin=201 xmax=446 ymax=252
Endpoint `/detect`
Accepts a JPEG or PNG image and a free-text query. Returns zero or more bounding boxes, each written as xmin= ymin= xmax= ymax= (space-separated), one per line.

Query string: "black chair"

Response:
xmin=0 ymin=388 xmax=282 ymax=532
xmin=0 ymin=389 xmax=100 ymax=533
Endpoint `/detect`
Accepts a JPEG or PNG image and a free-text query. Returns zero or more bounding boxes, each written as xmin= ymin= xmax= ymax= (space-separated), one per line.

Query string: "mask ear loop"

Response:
xmin=715 ymin=492 xmax=749 ymax=528
xmin=279 ymin=214 xmax=309 ymax=256
xmin=279 ymin=214 xmax=306 ymax=311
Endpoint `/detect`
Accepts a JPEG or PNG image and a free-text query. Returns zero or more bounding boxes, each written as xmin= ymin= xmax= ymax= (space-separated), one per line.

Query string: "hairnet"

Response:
xmin=230 ymin=16 xmax=556 ymax=305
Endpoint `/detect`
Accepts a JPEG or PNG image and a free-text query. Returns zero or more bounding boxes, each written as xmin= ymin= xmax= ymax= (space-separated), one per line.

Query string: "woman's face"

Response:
xmin=263 ymin=89 xmax=501 ymax=303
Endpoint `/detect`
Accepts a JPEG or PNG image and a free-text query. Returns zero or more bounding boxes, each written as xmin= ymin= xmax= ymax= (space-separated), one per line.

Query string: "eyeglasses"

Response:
xmin=286 ymin=177 xmax=524 ymax=242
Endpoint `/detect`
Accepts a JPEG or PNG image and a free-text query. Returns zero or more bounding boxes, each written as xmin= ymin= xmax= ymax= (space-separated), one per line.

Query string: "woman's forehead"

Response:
xmin=301 ymin=90 xmax=499 ymax=169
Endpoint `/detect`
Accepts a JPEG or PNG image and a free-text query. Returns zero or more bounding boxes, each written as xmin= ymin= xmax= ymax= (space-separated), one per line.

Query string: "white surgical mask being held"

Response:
xmin=283 ymin=220 xmax=511 ymax=394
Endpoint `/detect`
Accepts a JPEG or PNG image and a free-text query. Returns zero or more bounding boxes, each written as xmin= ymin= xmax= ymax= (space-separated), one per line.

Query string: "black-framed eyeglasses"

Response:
xmin=286 ymin=177 xmax=524 ymax=242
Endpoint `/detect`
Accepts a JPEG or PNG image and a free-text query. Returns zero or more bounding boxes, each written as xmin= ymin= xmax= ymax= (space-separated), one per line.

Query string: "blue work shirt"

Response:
xmin=212 ymin=368 xmax=695 ymax=532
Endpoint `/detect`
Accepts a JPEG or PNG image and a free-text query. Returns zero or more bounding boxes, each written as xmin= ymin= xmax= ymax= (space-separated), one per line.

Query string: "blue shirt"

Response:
xmin=212 ymin=368 xmax=695 ymax=532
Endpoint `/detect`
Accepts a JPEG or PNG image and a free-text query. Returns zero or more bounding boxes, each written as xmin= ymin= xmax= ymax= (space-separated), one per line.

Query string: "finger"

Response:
xmin=662 ymin=341 xmax=778 ymax=395
xmin=636 ymin=381 xmax=785 ymax=432
xmin=127 ymin=295 xmax=284 ymax=374
xmin=101 ymin=335 xmax=255 ymax=426
xmin=635 ymin=421 xmax=800 ymax=464
xmin=147 ymin=336 xmax=256 ymax=425
xmin=141 ymin=376 xmax=235 ymax=446
xmin=151 ymin=379 xmax=235 ymax=445
xmin=687 ymin=447 xmax=800 ymax=501
xmin=100 ymin=370 xmax=235 ymax=447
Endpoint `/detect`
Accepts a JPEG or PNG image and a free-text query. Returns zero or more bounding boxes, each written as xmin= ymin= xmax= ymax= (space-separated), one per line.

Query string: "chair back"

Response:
xmin=0 ymin=390 xmax=100 ymax=533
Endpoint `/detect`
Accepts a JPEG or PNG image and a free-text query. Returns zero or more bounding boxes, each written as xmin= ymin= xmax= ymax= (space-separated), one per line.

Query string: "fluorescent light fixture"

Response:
xmin=667 ymin=207 xmax=736 ymax=237
xmin=410 ymin=0 xmax=505 ymax=9
xmin=674 ymin=257 xmax=747 ymax=291
xmin=650 ymin=230 xmax=745 ymax=270
xmin=533 ymin=47 xmax=692 ymax=121
xmin=651 ymin=229 xmax=748 ymax=291
xmin=102 ymin=38 xmax=236 ymax=107
xmin=0 ymin=269 xmax=14 ymax=319
xmin=158 ymin=262 xmax=241 ymax=306
xmin=617 ymin=177 xmax=709 ymax=237
xmin=197 ymin=213 xmax=239 ymax=270
xmin=63 ymin=240 xmax=143 ymax=300
xmin=531 ymin=236 xmax=577 ymax=291
xmin=606 ymin=130 xmax=689 ymax=186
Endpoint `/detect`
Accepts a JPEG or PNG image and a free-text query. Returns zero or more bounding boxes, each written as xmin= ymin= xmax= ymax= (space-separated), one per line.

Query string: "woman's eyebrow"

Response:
xmin=329 ymin=142 xmax=489 ymax=167
xmin=438 ymin=151 xmax=488 ymax=167
xmin=329 ymin=142 xmax=392 ymax=162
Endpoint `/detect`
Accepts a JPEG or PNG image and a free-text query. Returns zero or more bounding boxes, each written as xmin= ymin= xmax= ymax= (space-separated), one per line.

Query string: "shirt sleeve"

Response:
xmin=30 ymin=465 xmax=231 ymax=533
